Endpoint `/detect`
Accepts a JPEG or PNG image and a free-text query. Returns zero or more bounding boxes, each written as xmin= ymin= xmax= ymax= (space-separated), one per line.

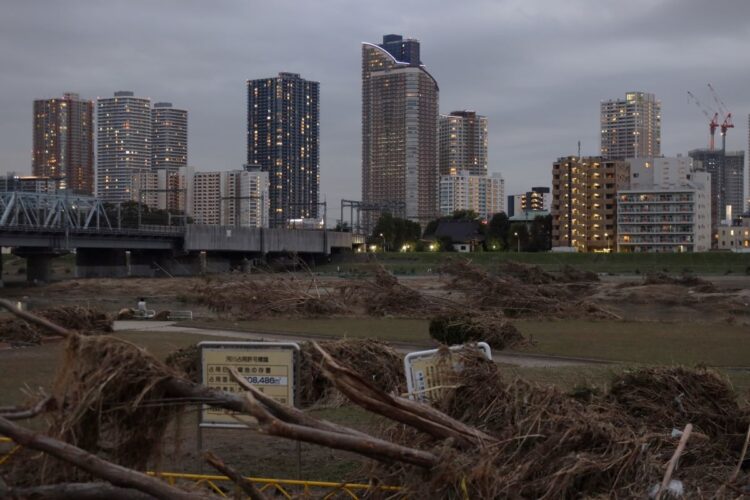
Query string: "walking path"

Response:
xmin=114 ymin=320 xmax=609 ymax=368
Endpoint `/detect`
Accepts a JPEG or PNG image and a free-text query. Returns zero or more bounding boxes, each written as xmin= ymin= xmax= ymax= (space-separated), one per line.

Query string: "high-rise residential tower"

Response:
xmin=600 ymin=92 xmax=661 ymax=160
xmin=151 ymin=102 xmax=188 ymax=211
xmin=32 ymin=93 xmax=94 ymax=194
xmin=246 ymin=72 xmax=319 ymax=228
xmin=362 ymin=34 xmax=439 ymax=226
xmin=688 ymin=149 xmax=745 ymax=229
xmin=439 ymin=111 xmax=487 ymax=176
xmin=96 ymin=91 xmax=151 ymax=202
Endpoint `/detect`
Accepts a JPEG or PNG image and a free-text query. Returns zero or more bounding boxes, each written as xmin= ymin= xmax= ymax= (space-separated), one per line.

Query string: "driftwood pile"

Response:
xmin=0 ymin=306 xmax=112 ymax=345
xmin=440 ymin=259 xmax=620 ymax=319
xmin=0 ymin=301 xmax=749 ymax=498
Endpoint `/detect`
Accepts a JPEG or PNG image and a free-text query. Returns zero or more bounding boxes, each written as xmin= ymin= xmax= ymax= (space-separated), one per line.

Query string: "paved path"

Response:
xmin=114 ymin=320 xmax=608 ymax=368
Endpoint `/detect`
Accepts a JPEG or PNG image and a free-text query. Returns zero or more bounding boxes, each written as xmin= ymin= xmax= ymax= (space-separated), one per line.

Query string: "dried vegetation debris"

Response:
xmin=376 ymin=349 xmax=749 ymax=498
xmin=0 ymin=306 xmax=112 ymax=345
xmin=428 ymin=311 xmax=525 ymax=350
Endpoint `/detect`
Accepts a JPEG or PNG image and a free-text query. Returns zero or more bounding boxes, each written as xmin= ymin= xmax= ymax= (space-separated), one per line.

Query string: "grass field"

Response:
xmin=185 ymin=317 xmax=750 ymax=367
xmin=319 ymin=251 xmax=750 ymax=275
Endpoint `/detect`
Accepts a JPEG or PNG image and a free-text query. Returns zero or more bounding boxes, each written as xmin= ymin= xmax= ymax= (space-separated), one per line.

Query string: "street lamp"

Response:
xmin=379 ymin=232 xmax=386 ymax=252
xmin=604 ymin=232 xmax=610 ymax=252
xmin=514 ymin=231 xmax=520 ymax=252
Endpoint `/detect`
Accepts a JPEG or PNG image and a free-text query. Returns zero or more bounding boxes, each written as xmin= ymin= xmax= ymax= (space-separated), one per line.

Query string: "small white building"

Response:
xmin=439 ymin=170 xmax=504 ymax=219
xmin=617 ymin=157 xmax=711 ymax=252
xmin=716 ymin=219 xmax=750 ymax=251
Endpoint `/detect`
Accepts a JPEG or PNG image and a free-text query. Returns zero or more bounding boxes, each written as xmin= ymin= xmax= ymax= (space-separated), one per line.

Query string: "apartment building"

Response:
xmin=439 ymin=170 xmax=504 ymax=219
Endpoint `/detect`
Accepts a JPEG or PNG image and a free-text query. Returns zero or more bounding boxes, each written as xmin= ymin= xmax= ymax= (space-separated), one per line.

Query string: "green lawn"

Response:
xmin=517 ymin=320 xmax=750 ymax=366
xmin=186 ymin=317 xmax=750 ymax=367
xmin=319 ymin=251 xmax=750 ymax=275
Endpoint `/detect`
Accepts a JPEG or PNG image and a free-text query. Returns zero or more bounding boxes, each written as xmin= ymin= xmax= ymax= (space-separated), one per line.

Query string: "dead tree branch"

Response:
xmin=0 ymin=299 xmax=73 ymax=338
xmin=204 ymin=451 xmax=267 ymax=500
xmin=0 ymin=416 xmax=208 ymax=500
xmin=0 ymin=482 xmax=156 ymax=500
xmin=314 ymin=342 xmax=496 ymax=448
xmin=0 ymin=395 xmax=56 ymax=420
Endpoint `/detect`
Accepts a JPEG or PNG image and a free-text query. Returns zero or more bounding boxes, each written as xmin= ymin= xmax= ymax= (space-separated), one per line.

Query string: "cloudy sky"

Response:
xmin=1 ymin=0 xmax=749 ymax=220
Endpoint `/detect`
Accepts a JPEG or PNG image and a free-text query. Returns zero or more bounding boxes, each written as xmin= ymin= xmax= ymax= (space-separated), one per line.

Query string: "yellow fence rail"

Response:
xmin=1 ymin=438 xmax=400 ymax=498
xmin=148 ymin=472 xmax=401 ymax=499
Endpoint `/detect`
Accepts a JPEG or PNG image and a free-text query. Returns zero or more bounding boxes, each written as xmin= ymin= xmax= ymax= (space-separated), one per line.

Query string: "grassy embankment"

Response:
xmin=317 ymin=251 xmax=750 ymax=275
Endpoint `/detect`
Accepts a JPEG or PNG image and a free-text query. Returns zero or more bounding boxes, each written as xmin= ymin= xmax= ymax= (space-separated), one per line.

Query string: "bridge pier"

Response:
xmin=76 ymin=249 xmax=128 ymax=278
xmin=13 ymin=248 xmax=67 ymax=283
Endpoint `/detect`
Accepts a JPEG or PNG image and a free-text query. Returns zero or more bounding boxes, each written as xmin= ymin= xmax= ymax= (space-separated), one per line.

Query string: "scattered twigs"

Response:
xmin=203 ymin=451 xmax=267 ymax=500
xmin=655 ymin=423 xmax=692 ymax=500
xmin=0 ymin=482 xmax=157 ymax=500
xmin=239 ymin=391 xmax=438 ymax=468
xmin=0 ymin=395 xmax=56 ymax=420
xmin=314 ymin=342 xmax=497 ymax=448
xmin=0 ymin=298 xmax=73 ymax=338
xmin=0 ymin=416 xmax=205 ymax=500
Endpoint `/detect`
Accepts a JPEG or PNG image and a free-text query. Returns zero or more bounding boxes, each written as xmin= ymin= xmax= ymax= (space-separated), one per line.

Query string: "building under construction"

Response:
xmin=688 ymin=149 xmax=745 ymax=229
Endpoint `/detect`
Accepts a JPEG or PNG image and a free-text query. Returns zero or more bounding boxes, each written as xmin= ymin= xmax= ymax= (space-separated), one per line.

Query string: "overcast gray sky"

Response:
xmin=2 ymin=0 xmax=749 ymax=220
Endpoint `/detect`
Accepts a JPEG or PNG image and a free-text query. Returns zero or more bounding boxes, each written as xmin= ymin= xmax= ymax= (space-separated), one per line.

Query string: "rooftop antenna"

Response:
xmin=577 ymin=141 xmax=581 ymax=158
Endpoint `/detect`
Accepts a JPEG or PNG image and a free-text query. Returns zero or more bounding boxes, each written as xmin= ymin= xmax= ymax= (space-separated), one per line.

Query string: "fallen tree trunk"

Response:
xmin=0 ymin=416 xmax=208 ymax=500
xmin=204 ymin=451 xmax=267 ymax=500
xmin=0 ymin=482 xmax=156 ymax=500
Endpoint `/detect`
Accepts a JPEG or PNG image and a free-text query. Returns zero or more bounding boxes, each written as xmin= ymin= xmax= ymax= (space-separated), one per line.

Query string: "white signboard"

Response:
xmin=199 ymin=341 xmax=300 ymax=428
xmin=404 ymin=343 xmax=492 ymax=402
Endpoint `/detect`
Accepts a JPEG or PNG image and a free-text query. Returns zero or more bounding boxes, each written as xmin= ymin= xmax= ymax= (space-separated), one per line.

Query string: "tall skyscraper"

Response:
xmin=552 ymin=156 xmax=630 ymax=252
xmin=362 ymin=34 xmax=439 ymax=226
xmin=688 ymin=149 xmax=745 ymax=229
xmin=151 ymin=102 xmax=187 ymax=211
xmin=32 ymin=93 xmax=94 ymax=194
xmin=246 ymin=72 xmax=319 ymax=228
xmin=96 ymin=91 xmax=151 ymax=202
xmin=600 ymin=92 xmax=661 ymax=160
xmin=439 ymin=111 xmax=487 ymax=176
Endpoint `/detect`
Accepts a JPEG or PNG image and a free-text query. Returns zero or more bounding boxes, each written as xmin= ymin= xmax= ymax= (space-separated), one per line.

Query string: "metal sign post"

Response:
xmin=404 ymin=343 xmax=492 ymax=402
xmin=196 ymin=341 xmax=301 ymax=473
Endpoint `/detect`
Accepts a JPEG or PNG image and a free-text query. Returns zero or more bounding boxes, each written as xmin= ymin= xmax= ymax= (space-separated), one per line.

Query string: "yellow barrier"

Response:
xmin=0 ymin=438 xmax=401 ymax=498
xmin=148 ymin=472 xmax=401 ymax=499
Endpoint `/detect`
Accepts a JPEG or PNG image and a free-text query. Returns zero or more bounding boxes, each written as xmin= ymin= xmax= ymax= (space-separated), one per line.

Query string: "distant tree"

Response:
xmin=528 ymin=215 xmax=552 ymax=252
xmin=371 ymin=213 xmax=421 ymax=251
xmin=486 ymin=212 xmax=511 ymax=250
xmin=509 ymin=222 xmax=530 ymax=252
xmin=423 ymin=218 xmax=440 ymax=238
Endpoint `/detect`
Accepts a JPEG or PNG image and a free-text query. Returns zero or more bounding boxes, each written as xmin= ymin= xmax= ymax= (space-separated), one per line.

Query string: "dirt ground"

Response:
xmin=3 ymin=272 xmax=748 ymax=325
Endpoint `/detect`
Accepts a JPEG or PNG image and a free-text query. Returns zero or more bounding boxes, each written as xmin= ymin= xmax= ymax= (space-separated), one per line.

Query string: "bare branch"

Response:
xmin=0 ymin=482 xmax=156 ymax=500
xmin=228 ymin=367 xmax=369 ymax=438
xmin=0 ymin=416 xmax=208 ymax=500
xmin=0 ymin=299 xmax=73 ymax=338
xmin=313 ymin=342 xmax=496 ymax=447
xmin=241 ymin=392 xmax=437 ymax=468
xmin=0 ymin=396 xmax=56 ymax=420
xmin=203 ymin=451 xmax=267 ymax=500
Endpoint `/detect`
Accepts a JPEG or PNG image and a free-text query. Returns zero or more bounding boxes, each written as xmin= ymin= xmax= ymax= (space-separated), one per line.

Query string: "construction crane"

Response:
xmin=687 ymin=90 xmax=719 ymax=150
xmin=707 ymin=83 xmax=734 ymax=152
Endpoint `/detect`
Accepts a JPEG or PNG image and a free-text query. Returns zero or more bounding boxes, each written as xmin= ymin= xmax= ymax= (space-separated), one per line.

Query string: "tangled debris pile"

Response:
xmin=428 ymin=311 xmax=524 ymax=350
xmin=374 ymin=349 xmax=749 ymax=498
xmin=440 ymin=259 xmax=619 ymax=319
xmin=188 ymin=274 xmax=347 ymax=319
xmin=299 ymin=339 xmax=404 ymax=407
xmin=643 ymin=272 xmax=717 ymax=292
xmin=1 ymin=301 xmax=749 ymax=498
xmin=0 ymin=306 xmax=112 ymax=346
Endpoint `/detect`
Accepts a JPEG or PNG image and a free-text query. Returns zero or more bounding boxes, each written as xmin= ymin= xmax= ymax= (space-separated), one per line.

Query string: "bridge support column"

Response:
xmin=13 ymin=248 xmax=67 ymax=283
xmin=76 ymin=249 xmax=128 ymax=278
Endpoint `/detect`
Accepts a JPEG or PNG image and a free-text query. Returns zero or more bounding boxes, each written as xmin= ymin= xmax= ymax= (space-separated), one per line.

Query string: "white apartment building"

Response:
xmin=190 ymin=169 xmax=269 ymax=227
xmin=617 ymin=157 xmax=711 ymax=252
xmin=97 ymin=91 xmax=151 ymax=202
xmin=132 ymin=168 xmax=189 ymax=213
xmin=439 ymin=170 xmax=504 ymax=219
